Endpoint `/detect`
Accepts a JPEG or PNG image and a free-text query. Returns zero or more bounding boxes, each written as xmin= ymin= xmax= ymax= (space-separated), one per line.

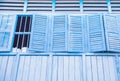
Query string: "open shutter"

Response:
xmin=52 ymin=15 xmax=67 ymax=52
xmin=104 ymin=15 xmax=120 ymax=52
xmin=68 ymin=15 xmax=84 ymax=52
xmin=29 ymin=15 xmax=48 ymax=52
xmin=0 ymin=14 xmax=17 ymax=52
xmin=87 ymin=14 xmax=106 ymax=52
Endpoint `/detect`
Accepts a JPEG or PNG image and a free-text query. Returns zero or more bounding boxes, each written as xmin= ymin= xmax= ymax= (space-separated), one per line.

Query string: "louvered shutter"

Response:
xmin=104 ymin=15 xmax=120 ymax=52
xmin=68 ymin=15 xmax=84 ymax=52
xmin=87 ymin=14 xmax=106 ymax=52
xmin=52 ymin=15 xmax=67 ymax=52
xmin=29 ymin=15 xmax=48 ymax=52
xmin=0 ymin=14 xmax=17 ymax=52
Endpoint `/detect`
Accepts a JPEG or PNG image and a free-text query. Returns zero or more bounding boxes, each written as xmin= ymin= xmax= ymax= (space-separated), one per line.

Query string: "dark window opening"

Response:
xmin=13 ymin=15 xmax=32 ymax=51
xmin=16 ymin=16 xmax=32 ymax=32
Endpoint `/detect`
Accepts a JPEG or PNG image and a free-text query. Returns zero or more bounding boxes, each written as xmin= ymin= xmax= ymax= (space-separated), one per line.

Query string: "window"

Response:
xmin=0 ymin=14 xmax=17 ymax=52
xmin=13 ymin=15 xmax=32 ymax=52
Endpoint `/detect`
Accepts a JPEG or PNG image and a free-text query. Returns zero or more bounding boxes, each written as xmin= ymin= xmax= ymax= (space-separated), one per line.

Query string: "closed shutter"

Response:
xmin=0 ymin=14 xmax=17 ymax=52
xmin=68 ymin=15 xmax=84 ymax=52
xmin=29 ymin=15 xmax=48 ymax=52
xmin=87 ymin=14 xmax=106 ymax=52
xmin=104 ymin=15 xmax=120 ymax=52
xmin=52 ymin=15 xmax=67 ymax=52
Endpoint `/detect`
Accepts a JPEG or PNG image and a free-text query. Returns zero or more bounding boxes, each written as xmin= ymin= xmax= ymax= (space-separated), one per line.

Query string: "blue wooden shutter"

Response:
xmin=0 ymin=15 xmax=17 ymax=52
xmin=104 ymin=15 xmax=120 ymax=52
xmin=87 ymin=14 xmax=106 ymax=52
xmin=68 ymin=15 xmax=84 ymax=52
xmin=29 ymin=15 xmax=48 ymax=52
xmin=52 ymin=15 xmax=67 ymax=52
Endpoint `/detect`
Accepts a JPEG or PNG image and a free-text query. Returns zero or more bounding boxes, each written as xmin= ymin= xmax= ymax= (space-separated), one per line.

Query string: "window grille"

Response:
xmin=13 ymin=15 xmax=32 ymax=52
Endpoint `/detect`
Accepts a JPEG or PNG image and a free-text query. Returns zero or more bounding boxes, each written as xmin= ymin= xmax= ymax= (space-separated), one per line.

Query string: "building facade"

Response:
xmin=0 ymin=0 xmax=120 ymax=81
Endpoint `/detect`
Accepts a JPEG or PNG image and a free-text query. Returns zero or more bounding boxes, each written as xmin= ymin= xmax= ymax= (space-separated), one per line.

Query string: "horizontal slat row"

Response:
xmin=111 ymin=0 xmax=120 ymax=13
xmin=55 ymin=0 xmax=80 ymax=12
xmin=0 ymin=1 xmax=24 ymax=12
xmin=27 ymin=0 xmax=52 ymax=12
xmin=83 ymin=0 xmax=108 ymax=13
xmin=0 ymin=0 xmax=120 ymax=13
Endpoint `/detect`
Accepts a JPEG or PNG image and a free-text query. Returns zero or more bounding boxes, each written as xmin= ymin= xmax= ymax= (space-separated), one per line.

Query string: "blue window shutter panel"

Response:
xmin=52 ymin=15 xmax=67 ymax=52
xmin=0 ymin=15 xmax=17 ymax=52
xmin=68 ymin=15 xmax=84 ymax=52
xmin=29 ymin=15 xmax=48 ymax=52
xmin=87 ymin=14 xmax=106 ymax=52
xmin=104 ymin=15 xmax=120 ymax=52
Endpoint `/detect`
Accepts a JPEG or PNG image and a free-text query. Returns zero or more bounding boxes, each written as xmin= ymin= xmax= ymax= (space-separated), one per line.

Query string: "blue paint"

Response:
xmin=52 ymin=0 xmax=56 ymax=12
xmin=0 ymin=15 xmax=17 ymax=52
